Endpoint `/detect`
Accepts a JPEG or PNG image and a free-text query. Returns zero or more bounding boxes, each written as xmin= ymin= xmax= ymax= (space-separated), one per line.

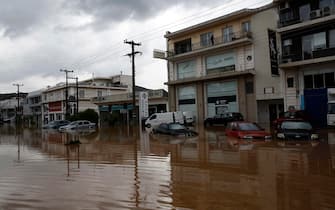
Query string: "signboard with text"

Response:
xmin=139 ymin=92 xmax=149 ymax=119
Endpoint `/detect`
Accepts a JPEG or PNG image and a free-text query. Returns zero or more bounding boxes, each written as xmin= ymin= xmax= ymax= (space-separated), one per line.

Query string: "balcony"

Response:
xmin=91 ymin=89 xmax=167 ymax=104
xmin=278 ymin=6 xmax=335 ymax=32
xmin=279 ymin=47 xmax=335 ymax=68
xmin=168 ymin=31 xmax=252 ymax=60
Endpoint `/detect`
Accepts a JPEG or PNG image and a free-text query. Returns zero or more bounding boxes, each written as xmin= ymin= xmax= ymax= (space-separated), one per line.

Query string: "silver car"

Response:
xmin=58 ymin=120 xmax=96 ymax=131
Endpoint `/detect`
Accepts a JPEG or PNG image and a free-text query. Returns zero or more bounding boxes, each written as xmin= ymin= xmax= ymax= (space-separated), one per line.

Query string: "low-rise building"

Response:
xmin=41 ymin=74 xmax=132 ymax=125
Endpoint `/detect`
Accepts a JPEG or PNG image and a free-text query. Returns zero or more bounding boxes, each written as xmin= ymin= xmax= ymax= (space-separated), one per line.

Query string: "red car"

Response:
xmin=225 ymin=121 xmax=272 ymax=140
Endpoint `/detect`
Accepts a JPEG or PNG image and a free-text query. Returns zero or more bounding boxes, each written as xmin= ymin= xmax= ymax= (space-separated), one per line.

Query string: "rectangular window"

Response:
xmin=299 ymin=4 xmax=310 ymax=22
xmin=304 ymin=75 xmax=314 ymax=89
xmin=79 ymin=90 xmax=85 ymax=98
xmin=97 ymin=90 xmax=102 ymax=97
xmin=177 ymin=60 xmax=196 ymax=79
xmin=287 ymin=77 xmax=294 ymax=88
xmin=302 ymin=32 xmax=326 ymax=59
xmin=330 ymin=29 xmax=335 ymax=48
xmin=325 ymin=72 xmax=335 ymax=87
xmin=223 ymin=26 xmax=233 ymax=43
xmin=174 ymin=38 xmax=192 ymax=55
xmin=241 ymin=21 xmax=250 ymax=33
xmin=206 ymin=52 xmax=235 ymax=74
xmin=314 ymin=74 xmax=324 ymax=88
xmin=200 ymin=32 xmax=214 ymax=47
xmin=245 ymin=81 xmax=254 ymax=94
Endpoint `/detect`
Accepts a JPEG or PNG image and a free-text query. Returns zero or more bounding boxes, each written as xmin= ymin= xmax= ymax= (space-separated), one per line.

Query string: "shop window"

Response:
xmin=287 ymin=77 xmax=294 ymax=88
xmin=325 ymin=72 xmax=335 ymax=87
xmin=304 ymin=75 xmax=313 ymax=89
xmin=314 ymin=74 xmax=324 ymax=88
xmin=206 ymin=52 xmax=235 ymax=74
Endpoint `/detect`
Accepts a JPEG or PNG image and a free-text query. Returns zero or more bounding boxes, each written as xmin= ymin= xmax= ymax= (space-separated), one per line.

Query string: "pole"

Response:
xmin=124 ymin=40 xmax=141 ymax=124
xmin=12 ymin=83 xmax=23 ymax=125
xmin=76 ymin=77 xmax=79 ymax=115
xmin=60 ymin=69 xmax=74 ymax=119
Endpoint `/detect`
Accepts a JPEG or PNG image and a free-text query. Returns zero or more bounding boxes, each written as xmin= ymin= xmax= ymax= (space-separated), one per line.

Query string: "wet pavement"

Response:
xmin=0 ymin=124 xmax=335 ymax=209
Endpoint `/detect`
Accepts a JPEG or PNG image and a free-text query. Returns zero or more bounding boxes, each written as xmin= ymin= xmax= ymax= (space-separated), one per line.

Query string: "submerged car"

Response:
xmin=42 ymin=120 xmax=70 ymax=129
xmin=276 ymin=120 xmax=318 ymax=140
xmin=152 ymin=123 xmax=198 ymax=136
xmin=204 ymin=112 xmax=243 ymax=127
xmin=59 ymin=120 xmax=96 ymax=131
xmin=225 ymin=121 xmax=272 ymax=140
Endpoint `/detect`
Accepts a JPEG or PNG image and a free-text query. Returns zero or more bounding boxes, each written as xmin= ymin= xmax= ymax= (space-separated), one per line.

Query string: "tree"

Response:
xmin=69 ymin=109 xmax=99 ymax=124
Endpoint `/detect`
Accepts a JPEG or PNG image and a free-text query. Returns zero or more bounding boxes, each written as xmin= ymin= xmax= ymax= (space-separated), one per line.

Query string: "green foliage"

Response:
xmin=68 ymin=109 xmax=99 ymax=124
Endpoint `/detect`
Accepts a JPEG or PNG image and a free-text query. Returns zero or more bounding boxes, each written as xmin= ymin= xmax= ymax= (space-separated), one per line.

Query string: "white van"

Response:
xmin=145 ymin=111 xmax=184 ymax=129
xmin=183 ymin=111 xmax=195 ymax=125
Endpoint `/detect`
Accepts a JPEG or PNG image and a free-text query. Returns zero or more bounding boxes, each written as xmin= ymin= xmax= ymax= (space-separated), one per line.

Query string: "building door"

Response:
xmin=269 ymin=104 xmax=278 ymax=125
xmin=304 ymin=88 xmax=327 ymax=128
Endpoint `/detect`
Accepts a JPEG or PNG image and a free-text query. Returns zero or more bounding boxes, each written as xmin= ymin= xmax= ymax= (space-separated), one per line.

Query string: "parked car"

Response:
xmin=273 ymin=110 xmax=308 ymax=128
xmin=59 ymin=120 xmax=96 ymax=131
xmin=145 ymin=112 xmax=184 ymax=129
xmin=152 ymin=123 xmax=198 ymax=136
xmin=42 ymin=120 xmax=70 ymax=129
xmin=204 ymin=112 xmax=243 ymax=127
xmin=225 ymin=121 xmax=272 ymax=140
xmin=276 ymin=120 xmax=319 ymax=140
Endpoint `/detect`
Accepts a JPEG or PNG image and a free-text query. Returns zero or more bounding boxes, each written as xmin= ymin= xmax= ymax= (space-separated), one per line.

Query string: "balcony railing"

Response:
xmin=278 ymin=6 xmax=335 ymax=28
xmin=170 ymin=31 xmax=252 ymax=57
xmin=279 ymin=47 xmax=335 ymax=64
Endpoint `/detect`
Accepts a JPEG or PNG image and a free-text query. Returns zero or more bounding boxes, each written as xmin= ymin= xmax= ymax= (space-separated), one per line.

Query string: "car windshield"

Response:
xmin=68 ymin=122 xmax=77 ymax=125
xmin=169 ymin=124 xmax=185 ymax=130
xmin=281 ymin=121 xmax=312 ymax=130
xmin=238 ymin=123 xmax=261 ymax=131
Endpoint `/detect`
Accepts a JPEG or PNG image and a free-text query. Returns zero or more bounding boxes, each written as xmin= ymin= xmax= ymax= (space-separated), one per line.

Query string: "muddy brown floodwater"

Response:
xmin=0 ymin=124 xmax=335 ymax=210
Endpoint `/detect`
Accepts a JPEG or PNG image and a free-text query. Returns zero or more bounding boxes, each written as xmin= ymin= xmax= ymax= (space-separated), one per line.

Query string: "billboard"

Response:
xmin=139 ymin=92 xmax=149 ymax=119
xmin=268 ymin=29 xmax=279 ymax=75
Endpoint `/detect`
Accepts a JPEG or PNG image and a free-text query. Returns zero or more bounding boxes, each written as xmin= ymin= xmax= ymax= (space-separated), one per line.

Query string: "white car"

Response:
xmin=58 ymin=120 xmax=96 ymax=131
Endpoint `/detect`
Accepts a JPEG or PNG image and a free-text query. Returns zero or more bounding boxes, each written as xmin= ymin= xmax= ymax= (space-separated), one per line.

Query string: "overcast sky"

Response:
xmin=0 ymin=0 xmax=271 ymax=93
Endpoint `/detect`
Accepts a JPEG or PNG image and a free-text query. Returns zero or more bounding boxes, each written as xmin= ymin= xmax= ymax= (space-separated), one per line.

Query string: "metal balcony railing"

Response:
xmin=279 ymin=47 xmax=335 ymax=64
xmin=170 ymin=31 xmax=252 ymax=57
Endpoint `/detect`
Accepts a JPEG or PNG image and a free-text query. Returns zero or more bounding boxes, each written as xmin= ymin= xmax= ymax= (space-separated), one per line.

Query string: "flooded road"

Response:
xmin=0 ymin=124 xmax=335 ymax=209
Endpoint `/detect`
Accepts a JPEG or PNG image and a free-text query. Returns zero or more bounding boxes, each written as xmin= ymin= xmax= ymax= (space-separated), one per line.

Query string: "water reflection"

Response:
xmin=0 ymin=124 xmax=334 ymax=209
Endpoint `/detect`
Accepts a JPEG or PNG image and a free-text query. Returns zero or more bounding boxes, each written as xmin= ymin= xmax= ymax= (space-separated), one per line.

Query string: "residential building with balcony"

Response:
xmin=41 ymin=74 xmax=132 ymax=125
xmin=164 ymin=3 xmax=282 ymax=126
xmin=277 ymin=0 xmax=335 ymax=127
xmin=23 ymin=89 xmax=44 ymax=127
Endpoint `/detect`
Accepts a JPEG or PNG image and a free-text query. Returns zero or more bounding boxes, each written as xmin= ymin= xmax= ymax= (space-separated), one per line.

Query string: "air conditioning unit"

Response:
xmin=310 ymin=9 xmax=321 ymax=19
xmin=322 ymin=6 xmax=331 ymax=16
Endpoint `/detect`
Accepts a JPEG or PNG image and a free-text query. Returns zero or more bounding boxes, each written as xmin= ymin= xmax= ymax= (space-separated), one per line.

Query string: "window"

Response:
xmin=330 ymin=29 xmax=335 ymax=48
xmin=200 ymin=32 xmax=214 ymax=47
xmin=177 ymin=60 xmax=196 ymax=79
xmin=325 ymin=72 xmax=335 ymax=87
xmin=206 ymin=52 xmax=235 ymax=74
xmin=241 ymin=21 xmax=250 ymax=33
xmin=245 ymin=81 xmax=254 ymax=94
xmin=299 ymin=4 xmax=310 ymax=22
xmin=283 ymin=39 xmax=292 ymax=56
xmin=302 ymin=32 xmax=326 ymax=59
xmin=314 ymin=74 xmax=324 ymax=88
xmin=223 ymin=26 xmax=233 ymax=43
xmin=79 ymin=90 xmax=85 ymax=98
xmin=304 ymin=75 xmax=313 ymax=89
xmin=97 ymin=90 xmax=102 ymax=97
xmin=174 ymin=39 xmax=192 ymax=55
xmin=287 ymin=77 xmax=294 ymax=88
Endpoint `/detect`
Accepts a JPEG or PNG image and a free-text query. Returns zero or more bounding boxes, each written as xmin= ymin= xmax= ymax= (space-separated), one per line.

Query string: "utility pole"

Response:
xmin=124 ymin=40 xmax=141 ymax=123
xmin=60 ymin=69 xmax=74 ymax=119
xmin=69 ymin=76 xmax=79 ymax=115
xmin=13 ymin=83 xmax=23 ymax=125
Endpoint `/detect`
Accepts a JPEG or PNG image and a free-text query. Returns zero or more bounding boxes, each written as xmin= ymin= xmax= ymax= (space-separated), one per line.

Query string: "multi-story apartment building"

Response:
xmin=277 ymin=0 xmax=335 ymax=127
xmin=0 ymin=93 xmax=27 ymax=122
xmin=42 ymin=74 xmax=132 ymax=125
xmin=164 ymin=3 xmax=283 ymax=126
xmin=23 ymin=89 xmax=44 ymax=127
